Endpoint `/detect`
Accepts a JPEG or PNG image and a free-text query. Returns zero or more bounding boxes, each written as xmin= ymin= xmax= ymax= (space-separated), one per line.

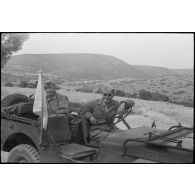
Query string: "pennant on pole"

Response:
xmin=33 ymin=70 xmax=48 ymax=130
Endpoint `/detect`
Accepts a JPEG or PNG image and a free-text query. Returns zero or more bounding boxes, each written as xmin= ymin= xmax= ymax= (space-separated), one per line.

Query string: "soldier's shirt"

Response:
xmin=47 ymin=93 xmax=71 ymax=115
xmin=82 ymin=98 xmax=135 ymax=132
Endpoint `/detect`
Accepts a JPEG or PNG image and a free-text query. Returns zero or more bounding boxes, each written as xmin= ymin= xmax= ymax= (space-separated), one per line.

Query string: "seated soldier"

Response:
xmin=81 ymin=84 xmax=135 ymax=144
xmin=2 ymin=81 xmax=71 ymax=117
xmin=44 ymin=80 xmax=72 ymax=115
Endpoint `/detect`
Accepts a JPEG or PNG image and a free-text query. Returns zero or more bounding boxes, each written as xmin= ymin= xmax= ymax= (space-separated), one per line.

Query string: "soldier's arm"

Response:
xmin=57 ymin=96 xmax=72 ymax=114
xmin=119 ymin=99 xmax=135 ymax=109
xmin=81 ymin=100 xmax=95 ymax=119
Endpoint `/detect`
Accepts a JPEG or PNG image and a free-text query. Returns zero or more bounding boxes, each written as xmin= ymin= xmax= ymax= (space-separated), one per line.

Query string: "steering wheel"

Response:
xmin=113 ymin=106 xmax=132 ymax=129
xmin=168 ymin=123 xmax=182 ymax=131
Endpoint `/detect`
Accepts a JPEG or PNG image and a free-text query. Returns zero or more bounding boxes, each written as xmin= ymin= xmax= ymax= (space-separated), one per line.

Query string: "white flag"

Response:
xmin=33 ymin=70 xmax=48 ymax=130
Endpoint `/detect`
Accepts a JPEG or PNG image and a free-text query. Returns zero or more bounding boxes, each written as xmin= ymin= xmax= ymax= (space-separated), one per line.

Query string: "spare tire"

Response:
xmin=1 ymin=93 xmax=29 ymax=108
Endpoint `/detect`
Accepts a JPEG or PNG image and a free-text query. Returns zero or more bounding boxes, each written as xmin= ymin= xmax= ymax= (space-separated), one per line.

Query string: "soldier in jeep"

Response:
xmin=81 ymin=84 xmax=135 ymax=144
xmin=2 ymin=81 xmax=71 ymax=117
xmin=44 ymin=80 xmax=71 ymax=115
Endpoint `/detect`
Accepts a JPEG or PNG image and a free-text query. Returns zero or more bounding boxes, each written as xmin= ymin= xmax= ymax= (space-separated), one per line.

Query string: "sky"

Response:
xmin=16 ymin=33 xmax=194 ymax=69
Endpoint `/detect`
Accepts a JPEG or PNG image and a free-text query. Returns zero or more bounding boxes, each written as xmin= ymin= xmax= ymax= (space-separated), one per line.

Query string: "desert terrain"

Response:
xmin=1 ymin=86 xmax=193 ymax=163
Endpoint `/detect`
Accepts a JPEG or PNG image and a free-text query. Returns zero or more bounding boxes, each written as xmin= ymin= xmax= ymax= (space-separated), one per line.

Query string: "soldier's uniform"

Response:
xmin=47 ymin=93 xmax=71 ymax=115
xmin=82 ymin=98 xmax=135 ymax=143
xmin=44 ymin=80 xmax=71 ymax=115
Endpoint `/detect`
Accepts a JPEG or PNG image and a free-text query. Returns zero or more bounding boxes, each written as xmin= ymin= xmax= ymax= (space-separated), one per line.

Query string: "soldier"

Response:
xmin=81 ymin=84 xmax=135 ymax=144
xmin=44 ymin=80 xmax=71 ymax=115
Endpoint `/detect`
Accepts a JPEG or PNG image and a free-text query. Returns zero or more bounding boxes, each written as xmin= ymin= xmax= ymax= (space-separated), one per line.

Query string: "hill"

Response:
xmin=171 ymin=69 xmax=194 ymax=75
xmin=135 ymin=65 xmax=175 ymax=77
xmin=4 ymin=53 xmax=152 ymax=80
xmin=2 ymin=53 xmax=179 ymax=81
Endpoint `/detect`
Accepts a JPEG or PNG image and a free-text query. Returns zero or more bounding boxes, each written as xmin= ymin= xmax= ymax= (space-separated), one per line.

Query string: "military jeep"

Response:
xmin=1 ymin=93 xmax=193 ymax=163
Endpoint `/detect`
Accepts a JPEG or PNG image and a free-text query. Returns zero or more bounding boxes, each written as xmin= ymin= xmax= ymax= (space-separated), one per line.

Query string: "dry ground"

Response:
xmin=1 ymin=86 xmax=194 ymax=163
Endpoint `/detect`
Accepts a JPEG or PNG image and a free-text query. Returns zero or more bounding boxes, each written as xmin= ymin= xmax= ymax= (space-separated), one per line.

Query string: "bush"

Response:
xmin=4 ymin=82 xmax=13 ymax=87
xmin=78 ymin=87 xmax=93 ymax=93
xmin=125 ymin=92 xmax=138 ymax=98
xmin=139 ymin=89 xmax=152 ymax=100
xmin=151 ymin=92 xmax=169 ymax=101
xmin=19 ymin=80 xmax=28 ymax=88
xmin=55 ymin=85 xmax=61 ymax=90
xmin=114 ymin=89 xmax=126 ymax=97
xmin=95 ymin=87 xmax=103 ymax=94
xmin=138 ymin=89 xmax=169 ymax=102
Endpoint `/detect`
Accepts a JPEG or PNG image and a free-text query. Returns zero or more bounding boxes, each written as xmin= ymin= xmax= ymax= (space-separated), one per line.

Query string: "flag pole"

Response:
xmin=40 ymin=70 xmax=44 ymax=145
xmin=33 ymin=69 xmax=48 ymax=145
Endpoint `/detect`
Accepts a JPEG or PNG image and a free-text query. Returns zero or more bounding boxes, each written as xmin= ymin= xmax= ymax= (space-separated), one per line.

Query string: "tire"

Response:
xmin=1 ymin=93 xmax=29 ymax=108
xmin=7 ymin=144 xmax=40 ymax=163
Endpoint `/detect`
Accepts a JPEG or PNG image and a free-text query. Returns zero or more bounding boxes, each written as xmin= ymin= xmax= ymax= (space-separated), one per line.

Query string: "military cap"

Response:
xmin=101 ymin=84 xmax=115 ymax=94
xmin=44 ymin=80 xmax=55 ymax=89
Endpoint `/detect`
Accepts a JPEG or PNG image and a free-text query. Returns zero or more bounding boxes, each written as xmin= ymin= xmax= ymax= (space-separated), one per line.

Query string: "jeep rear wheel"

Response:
xmin=1 ymin=93 xmax=29 ymax=108
xmin=8 ymin=144 xmax=40 ymax=163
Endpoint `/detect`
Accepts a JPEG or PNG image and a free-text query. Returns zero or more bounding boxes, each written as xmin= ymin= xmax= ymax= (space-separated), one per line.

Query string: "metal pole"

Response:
xmin=39 ymin=71 xmax=43 ymax=145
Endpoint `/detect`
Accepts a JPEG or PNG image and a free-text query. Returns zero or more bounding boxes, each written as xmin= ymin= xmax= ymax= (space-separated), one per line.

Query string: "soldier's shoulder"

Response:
xmin=57 ymin=93 xmax=69 ymax=101
xmin=112 ymin=99 xmax=120 ymax=106
xmin=86 ymin=99 xmax=100 ymax=105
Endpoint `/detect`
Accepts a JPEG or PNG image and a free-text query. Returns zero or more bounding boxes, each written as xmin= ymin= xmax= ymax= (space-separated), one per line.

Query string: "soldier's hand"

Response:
xmin=117 ymin=103 xmax=125 ymax=115
xmin=90 ymin=116 xmax=97 ymax=125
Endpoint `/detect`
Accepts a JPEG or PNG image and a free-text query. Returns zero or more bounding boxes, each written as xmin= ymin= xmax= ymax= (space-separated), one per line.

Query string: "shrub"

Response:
xmin=78 ymin=87 xmax=93 ymax=93
xmin=125 ymin=92 xmax=138 ymax=98
xmin=19 ymin=80 xmax=28 ymax=88
xmin=151 ymin=92 xmax=169 ymax=101
xmin=94 ymin=87 xmax=103 ymax=94
xmin=4 ymin=82 xmax=13 ymax=87
xmin=138 ymin=89 xmax=169 ymax=102
xmin=114 ymin=89 xmax=126 ymax=97
xmin=173 ymin=90 xmax=186 ymax=95
xmin=55 ymin=85 xmax=61 ymax=90
xmin=138 ymin=89 xmax=152 ymax=100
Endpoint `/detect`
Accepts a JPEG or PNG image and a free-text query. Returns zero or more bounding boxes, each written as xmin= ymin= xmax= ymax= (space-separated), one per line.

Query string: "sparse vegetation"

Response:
xmin=1 ymin=70 xmax=193 ymax=107
xmin=125 ymin=92 xmax=138 ymax=98
xmin=18 ymin=80 xmax=28 ymax=88
xmin=4 ymin=82 xmax=13 ymax=87
xmin=115 ymin=89 xmax=126 ymax=97
xmin=55 ymin=85 xmax=61 ymax=90
xmin=77 ymin=87 xmax=93 ymax=93
xmin=138 ymin=89 xmax=153 ymax=100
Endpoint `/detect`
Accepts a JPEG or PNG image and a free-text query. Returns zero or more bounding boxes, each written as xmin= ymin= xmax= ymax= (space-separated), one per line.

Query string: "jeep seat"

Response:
xmin=47 ymin=114 xmax=97 ymax=161
xmin=47 ymin=114 xmax=71 ymax=144
xmin=60 ymin=143 xmax=97 ymax=161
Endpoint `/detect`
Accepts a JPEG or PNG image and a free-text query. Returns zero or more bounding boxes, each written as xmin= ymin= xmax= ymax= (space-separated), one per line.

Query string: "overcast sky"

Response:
xmin=16 ymin=33 xmax=194 ymax=69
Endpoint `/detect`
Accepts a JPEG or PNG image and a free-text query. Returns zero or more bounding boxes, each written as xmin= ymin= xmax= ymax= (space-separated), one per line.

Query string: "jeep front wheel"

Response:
xmin=8 ymin=144 xmax=40 ymax=163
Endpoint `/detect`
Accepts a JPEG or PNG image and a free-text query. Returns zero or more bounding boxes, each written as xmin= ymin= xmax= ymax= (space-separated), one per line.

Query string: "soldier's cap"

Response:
xmin=44 ymin=80 xmax=55 ymax=89
xmin=101 ymin=84 xmax=115 ymax=94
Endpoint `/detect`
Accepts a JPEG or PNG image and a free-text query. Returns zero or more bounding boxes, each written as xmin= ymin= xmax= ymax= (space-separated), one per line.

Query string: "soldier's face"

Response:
xmin=45 ymin=88 xmax=56 ymax=97
xmin=102 ymin=91 xmax=114 ymax=104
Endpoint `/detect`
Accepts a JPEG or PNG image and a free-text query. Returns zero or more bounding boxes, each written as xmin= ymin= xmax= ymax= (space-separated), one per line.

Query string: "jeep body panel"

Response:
xmin=96 ymin=127 xmax=162 ymax=163
xmin=1 ymin=114 xmax=96 ymax=163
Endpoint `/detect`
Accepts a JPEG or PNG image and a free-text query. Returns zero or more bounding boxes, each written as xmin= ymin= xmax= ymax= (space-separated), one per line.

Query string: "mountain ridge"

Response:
xmin=3 ymin=53 xmax=191 ymax=80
